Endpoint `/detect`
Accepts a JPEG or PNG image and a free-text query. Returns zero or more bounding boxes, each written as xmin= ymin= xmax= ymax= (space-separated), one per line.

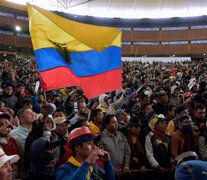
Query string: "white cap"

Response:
xmin=0 ymin=148 xmax=19 ymax=168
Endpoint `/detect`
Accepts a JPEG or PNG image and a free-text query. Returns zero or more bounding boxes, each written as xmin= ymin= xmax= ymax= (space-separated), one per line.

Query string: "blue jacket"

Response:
xmin=56 ymin=160 xmax=115 ymax=180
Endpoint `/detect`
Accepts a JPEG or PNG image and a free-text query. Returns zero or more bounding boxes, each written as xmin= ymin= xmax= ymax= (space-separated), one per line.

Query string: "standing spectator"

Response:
xmin=98 ymin=115 xmax=131 ymax=179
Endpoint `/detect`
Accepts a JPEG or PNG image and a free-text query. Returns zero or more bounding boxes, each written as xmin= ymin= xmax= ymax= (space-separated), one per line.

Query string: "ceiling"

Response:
xmin=4 ymin=0 xmax=207 ymax=19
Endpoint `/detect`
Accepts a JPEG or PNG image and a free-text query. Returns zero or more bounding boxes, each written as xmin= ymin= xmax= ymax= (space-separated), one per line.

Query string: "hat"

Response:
xmin=149 ymin=114 xmax=165 ymax=130
xmin=188 ymin=81 xmax=198 ymax=91
xmin=145 ymin=111 xmax=156 ymax=120
xmin=2 ymin=82 xmax=13 ymax=89
xmin=68 ymin=126 xmax=100 ymax=144
xmin=128 ymin=117 xmax=142 ymax=126
xmin=115 ymin=109 xmax=125 ymax=116
xmin=159 ymin=90 xmax=167 ymax=96
xmin=140 ymin=90 xmax=151 ymax=99
xmin=175 ymin=160 xmax=207 ymax=180
xmin=54 ymin=117 xmax=69 ymax=125
xmin=16 ymin=83 xmax=25 ymax=88
xmin=131 ymin=92 xmax=138 ymax=98
xmin=0 ymin=148 xmax=19 ymax=168
xmin=175 ymin=151 xmax=198 ymax=166
xmin=177 ymin=72 xmax=183 ymax=77
xmin=0 ymin=113 xmax=10 ymax=121
xmin=163 ymin=79 xmax=170 ymax=84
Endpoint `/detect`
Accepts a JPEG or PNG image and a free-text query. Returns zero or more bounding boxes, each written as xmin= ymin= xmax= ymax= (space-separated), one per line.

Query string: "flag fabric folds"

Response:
xmin=27 ymin=4 xmax=122 ymax=98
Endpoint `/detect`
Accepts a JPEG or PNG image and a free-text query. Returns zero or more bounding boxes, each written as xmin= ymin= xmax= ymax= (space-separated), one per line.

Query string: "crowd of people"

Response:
xmin=0 ymin=57 xmax=207 ymax=180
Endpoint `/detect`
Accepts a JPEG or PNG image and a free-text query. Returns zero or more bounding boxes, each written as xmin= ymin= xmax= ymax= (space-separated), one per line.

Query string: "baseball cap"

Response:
xmin=115 ymin=109 xmax=125 ymax=116
xmin=0 ymin=149 xmax=19 ymax=168
xmin=54 ymin=117 xmax=69 ymax=125
xmin=0 ymin=113 xmax=10 ymax=121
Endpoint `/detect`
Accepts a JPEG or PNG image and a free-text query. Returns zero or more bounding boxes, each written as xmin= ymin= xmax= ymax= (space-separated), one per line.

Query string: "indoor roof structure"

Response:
xmin=4 ymin=0 xmax=207 ymax=19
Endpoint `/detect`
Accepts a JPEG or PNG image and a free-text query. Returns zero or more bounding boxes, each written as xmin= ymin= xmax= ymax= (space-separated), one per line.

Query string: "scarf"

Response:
xmin=68 ymin=156 xmax=93 ymax=180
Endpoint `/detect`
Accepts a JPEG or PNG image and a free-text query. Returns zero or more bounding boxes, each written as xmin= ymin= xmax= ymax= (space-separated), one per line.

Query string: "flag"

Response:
xmin=27 ymin=4 xmax=122 ymax=99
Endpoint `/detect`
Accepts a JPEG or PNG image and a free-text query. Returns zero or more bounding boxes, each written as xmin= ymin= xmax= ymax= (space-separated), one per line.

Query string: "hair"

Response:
xmin=103 ymin=114 xmax=115 ymax=126
xmin=194 ymin=103 xmax=205 ymax=111
xmin=168 ymin=104 xmax=177 ymax=112
xmin=77 ymin=99 xmax=85 ymax=108
xmin=141 ymin=103 xmax=150 ymax=111
xmin=90 ymin=109 xmax=102 ymax=122
xmin=16 ymin=108 xmax=27 ymax=119
xmin=175 ymin=106 xmax=187 ymax=115
xmin=178 ymin=114 xmax=191 ymax=123
xmin=52 ymin=108 xmax=66 ymax=117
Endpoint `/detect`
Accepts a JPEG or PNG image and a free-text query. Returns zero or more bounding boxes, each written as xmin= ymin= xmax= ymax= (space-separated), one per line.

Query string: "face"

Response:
xmin=41 ymin=104 xmax=51 ymax=116
xmin=76 ymin=141 xmax=95 ymax=160
xmin=129 ymin=125 xmax=141 ymax=135
xmin=44 ymin=117 xmax=53 ymax=131
xmin=16 ymin=86 xmax=25 ymax=94
xmin=144 ymin=105 xmax=153 ymax=114
xmin=160 ymin=94 xmax=168 ymax=103
xmin=3 ymin=86 xmax=13 ymax=96
xmin=53 ymin=111 xmax=66 ymax=119
xmin=174 ymin=88 xmax=180 ymax=95
xmin=180 ymin=117 xmax=192 ymax=126
xmin=142 ymin=96 xmax=150 ymax=104
xmin=0 ymin=101 xmax=5 ymax=110
xmin=118 ymin=112 xmax=128 ymax=122
xmin=0 ymin=161 xmax=12 ymax=180
xmin=155 ymin=121 xmax=167 ymax=132
xmin=78 ymin=102 xmax=88 ymax=116
xmin=194 ymin=108 xmax=206 ymax=119
xmin=107 ymin=116 xmax=118 ymax=132
xmin=21 ymin=109 xmax=36 ymax=124
xmin=55 ymin=122 xmax=68 ymax=136
xmin=0 ymin=118 xmax=12 ymax=137
xmin=93 ymin=111 xmax=104 ymax=124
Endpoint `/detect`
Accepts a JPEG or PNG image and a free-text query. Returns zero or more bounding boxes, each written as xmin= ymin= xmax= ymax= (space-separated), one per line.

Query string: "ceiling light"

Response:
xmin=15 ymin=26 xmax=21 ymax=31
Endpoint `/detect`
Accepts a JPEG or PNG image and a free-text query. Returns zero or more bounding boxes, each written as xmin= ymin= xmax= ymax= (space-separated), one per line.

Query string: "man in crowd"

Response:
xmin=56 ymin=126 xmax=115 ymax=180
xmin=170 ymin=114 xmax=199 ymax=160
xmin=98 ymin=115 xmax=131 ymax=179
xmin=89 ymin=109 xmax=104 ymax=134
xmin=115 ymin=109 xmax=128 ymax=129
xmin=69 ymin=100 xmax=89 ymax=126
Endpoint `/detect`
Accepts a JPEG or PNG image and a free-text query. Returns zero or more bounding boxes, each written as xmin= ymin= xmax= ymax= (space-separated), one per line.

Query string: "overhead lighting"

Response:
xmin=15 ymin=25 xmax=21 ymax=31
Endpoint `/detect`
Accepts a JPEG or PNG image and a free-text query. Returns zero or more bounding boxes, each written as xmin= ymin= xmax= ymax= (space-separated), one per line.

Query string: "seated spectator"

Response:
xmin=53 ymin=108 xmax=66 ymax=119
xmin=167 ymin=106 xmax=189 ymax=134
xmin=152 ymin=90 xmax=168 ymax=117
xmin=53 ymin=117 xmax=69 ymax=160
xmin=56 ymin=126 xmax=115 ymax=180
xmin=145 ymin=114 xmax=172 ymax=180
xmin=198 ymin=126 xmax=207 ymax=161
xmin=0 ymin=148 xmax=19 ymax=180
xmin=89 ymin=109 xmax=104 ymax=134
xmin=170 ymin=114 xmax=199 ymax=160
xmin=125 ymin=117 xmax=147 ymax=172
xmin=98 ymin=114 xmax=131 ymax=179
xmin=0 ymin=83 xmax=18 ymax=114
xmin=169 ymin=85 xmax=183 ymax=106
xmin=24 ymin=137 xmax=61 ymax=180
xmin=0 ymin=113 xmax=20 ymax=179
xmin=115 ymin=109 xmax=128 ymax=130
xmin=69 ymin=100 xmax=89 ymax=126
xmin=193 ymin=103 xmax=206 ymax=134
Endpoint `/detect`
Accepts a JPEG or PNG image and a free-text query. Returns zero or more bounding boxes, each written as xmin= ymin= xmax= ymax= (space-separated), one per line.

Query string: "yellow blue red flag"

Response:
xmin=27 ymin=4 xmax=122 ymax=98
